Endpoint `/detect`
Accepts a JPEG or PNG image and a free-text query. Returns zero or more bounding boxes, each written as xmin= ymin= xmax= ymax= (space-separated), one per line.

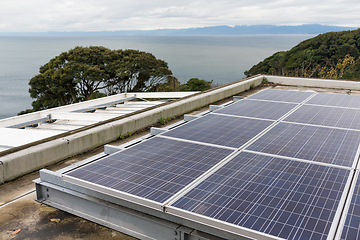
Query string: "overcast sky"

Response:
xmin=1 ymin=0 xmax=359 ymax=32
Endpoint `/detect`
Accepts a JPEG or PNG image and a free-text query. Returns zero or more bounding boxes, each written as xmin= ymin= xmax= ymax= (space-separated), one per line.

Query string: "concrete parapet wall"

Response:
xmin=6 ymin=74 xmax=360 ymax=184
xmin=7 ymin=75 xmax=360 ymax=183
xmin=266 ymin=75 xmax=360 ymax=90
xmin=0 ymin=76 xmax=263 ymax=184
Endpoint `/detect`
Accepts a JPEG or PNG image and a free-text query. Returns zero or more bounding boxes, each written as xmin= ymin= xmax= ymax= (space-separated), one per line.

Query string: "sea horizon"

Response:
xmin=0 ymin=34 xmax=314 ymax=120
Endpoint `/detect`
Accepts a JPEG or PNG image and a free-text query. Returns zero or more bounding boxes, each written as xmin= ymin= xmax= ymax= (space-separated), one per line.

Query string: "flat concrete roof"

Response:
xmin=3 ymin=74 xmax=360 ymax=239
xmin=0 ymin=92 xmax=196 ymax=154
xmin=0 ymin=98 xmax=218 ymax=240
xmin=2 ymin=82 xmax=360 ymax=240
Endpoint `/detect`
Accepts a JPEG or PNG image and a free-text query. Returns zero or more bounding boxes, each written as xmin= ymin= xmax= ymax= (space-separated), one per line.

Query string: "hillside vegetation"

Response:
xmin=245 ymin=29 xmax=360 ymax=80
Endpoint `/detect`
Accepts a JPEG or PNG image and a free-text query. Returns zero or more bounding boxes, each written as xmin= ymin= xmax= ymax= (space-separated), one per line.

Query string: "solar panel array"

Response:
xmin=64 ymin=89 xmax=360 ymax=240
xmin=284 ymin=105 xmax=360 ymax=130
xmin=162 ymin=114 xmax=274 ymax=148
xmin=66 ymin=137 xmax=234 ymax=203
xmin=215 ymin=99 xmax=297 ymax=120
xmin=171 ymin=152 xmax=350 ymax=240
xmin=340 ymin=174 xmax=360 ymax=240
xmin=247 ymin=122 xmax=360 ymax=167
xmin=247 ymin=88 xmax=314 ymax=103
xmin=307 ymin=93 xmax=360 ymax=109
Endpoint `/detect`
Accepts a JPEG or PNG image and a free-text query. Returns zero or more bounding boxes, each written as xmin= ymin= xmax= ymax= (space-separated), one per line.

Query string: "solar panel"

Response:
xmin=307 ymin=93 xmax=360 ymax=109
xmin=215 ymin=99 xmax=297 ymax=120
xmin=247 ymin=89 xmax=314 ymax=103
xmin=57 ymin=88 xmax=360 ymax=239
xmin=162 ymin=114 xmax=274 ymax=148
xmin=246 ymin=122 xmax=360 ymax=167
xmin=65 ymin=137 xmax=233 ymax=204
xmin=168 ymin=151 xmax=350 ymax=240
xmin=339 ymin=173 xmax=360 ymax=240
xmin=284 ymin=105 xmax=360 ymax=130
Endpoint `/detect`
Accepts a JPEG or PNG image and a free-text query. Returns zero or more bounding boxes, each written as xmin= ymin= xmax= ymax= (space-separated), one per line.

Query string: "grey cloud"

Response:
xmin=0 ymin=0 xmax=359 ymax=32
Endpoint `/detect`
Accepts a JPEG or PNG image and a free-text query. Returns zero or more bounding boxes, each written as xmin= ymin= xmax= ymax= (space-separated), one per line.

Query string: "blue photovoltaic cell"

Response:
xmin=284 ymin=105 xmax=360 ymax=130
xmin=247 ymin=89 xmax=314 ymax=103
xmin=246 ymin=122 xmax=360 ymax=167
xmin=340 ymin=175 xmax=360 ymax=240
xmin=162 ymin=114 xmax=274 ymax=148
xmin=307 ymin=93 xmax=360 ymax=109
xmin=215 ymin=99 xmax=297 ymax=120
xmin=171 ymin=152 xmax=349 ymax=240
xmin=66 ymin=137 xmax=233 ymax=203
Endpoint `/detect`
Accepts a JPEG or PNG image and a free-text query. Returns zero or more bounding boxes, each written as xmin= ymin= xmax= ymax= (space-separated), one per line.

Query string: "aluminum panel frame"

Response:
xmin=165 ymin=156 xmax=355 ymax=240
xmin=165 ymin=206 xmax=283 ymax=240
xmin=62 ymin=174 xmax=165 ymax=212
xmin=34 ymin=179 xmax=249 ymax=240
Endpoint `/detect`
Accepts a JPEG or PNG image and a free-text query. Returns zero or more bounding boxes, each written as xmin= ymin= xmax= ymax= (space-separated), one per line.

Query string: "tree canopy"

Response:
xmin=244 ymin=29 xmax=360 ymax=80
xmin=28 ymin=46 xmax=172 ymax=111
xmin=181 ymin=78 xmax=212 ymax=91
xmin=157 ymin=77 xmax=212 ymax=92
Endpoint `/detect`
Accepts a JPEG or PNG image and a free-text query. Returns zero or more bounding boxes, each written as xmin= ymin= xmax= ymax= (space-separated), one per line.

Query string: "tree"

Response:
xmin=181 ymin=78 xmax=212 ymax=91
xmin=109 ymin=50 xmax=173 ymax=93
xmin=157 ymin=76 xmax=181 ymax=92
xmin=28 ymin=46 xmax=172 ymax=111
xmin=157 ymin=77 xmax=213 ymax=92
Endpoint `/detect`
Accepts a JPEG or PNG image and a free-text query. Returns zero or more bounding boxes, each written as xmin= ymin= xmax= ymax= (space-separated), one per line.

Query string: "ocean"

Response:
xmin=0 ymin=35 xmax=313 ymax=119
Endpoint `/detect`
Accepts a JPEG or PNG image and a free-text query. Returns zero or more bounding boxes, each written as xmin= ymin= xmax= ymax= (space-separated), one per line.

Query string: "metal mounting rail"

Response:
xmin=71 ymin=96 xmax=137 ymax=113
xmin=6 ymin=115 xmax=51 ymax=129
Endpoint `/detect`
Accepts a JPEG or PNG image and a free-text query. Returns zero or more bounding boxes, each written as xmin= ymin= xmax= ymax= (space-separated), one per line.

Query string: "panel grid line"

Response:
xmin=246 ymin=98 xmax=299 ymax=104
xmin=243 ymin=150 xmax=352 ymax=170
xmin=305 ymin=103 xmax=360 ymax=110
xmin=246 ymin=122 xmax=360 ymax=167
xmin=338 ymin=172 xmax=360 ymax=240
xmin=65 ymin=137 xmax=234 ymax=205
xmin=213 ymin=99 xmax=299 ymax=121
xmin=282 ymin=120 xmax=360 ymax=133
xmin=306 ymin=92 xmax=360 ymax=109
xmin=61 ymin=88 xmax=360 ymax=240
xmin=169 ymin=152 xmax=350 ymax=240
xmin=211 ymin=112 xmax=277 ymax=122
xmin=162 ymin=113 xmax=275 ymax=149
xmin=284 ymin=105 xmax=360 ymax=131
xmin=246 ymin=88 xmax=316 ymax=104
xmin=190 ymin=153 xmax=277 ymax=220
xmin=158 ymin=135 xmax=237 ymax=151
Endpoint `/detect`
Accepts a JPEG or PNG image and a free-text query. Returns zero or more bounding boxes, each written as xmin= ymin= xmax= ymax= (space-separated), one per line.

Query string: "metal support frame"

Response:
xmin=104 ymin=145 xmax=124 ymax=155
xmin=71 ymin=96 xmax=137 ymax=113
xmin=35 ymin=161 xmax=248 ymax=240
xmin=35 ymin=90 xmax=334 ymax=240
xmin=36 ymin=181 xmax=183 ymax=240
xmin=7 ymin=114 xmax=51 ymax=129
xmin=32 ymin=88 xmax=360 ymax=240
xmin=209 ymin=105 xmax=222 ymax=112
xmin=183 ymin=114 xmax=199 ymax=122
xmin=150 ymin=127 xmax=168 ymax=136
xmin=233 ymin=96 xmax=245 ymax=102
xmin=34 ymin=179 xmax=240 ymax=240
